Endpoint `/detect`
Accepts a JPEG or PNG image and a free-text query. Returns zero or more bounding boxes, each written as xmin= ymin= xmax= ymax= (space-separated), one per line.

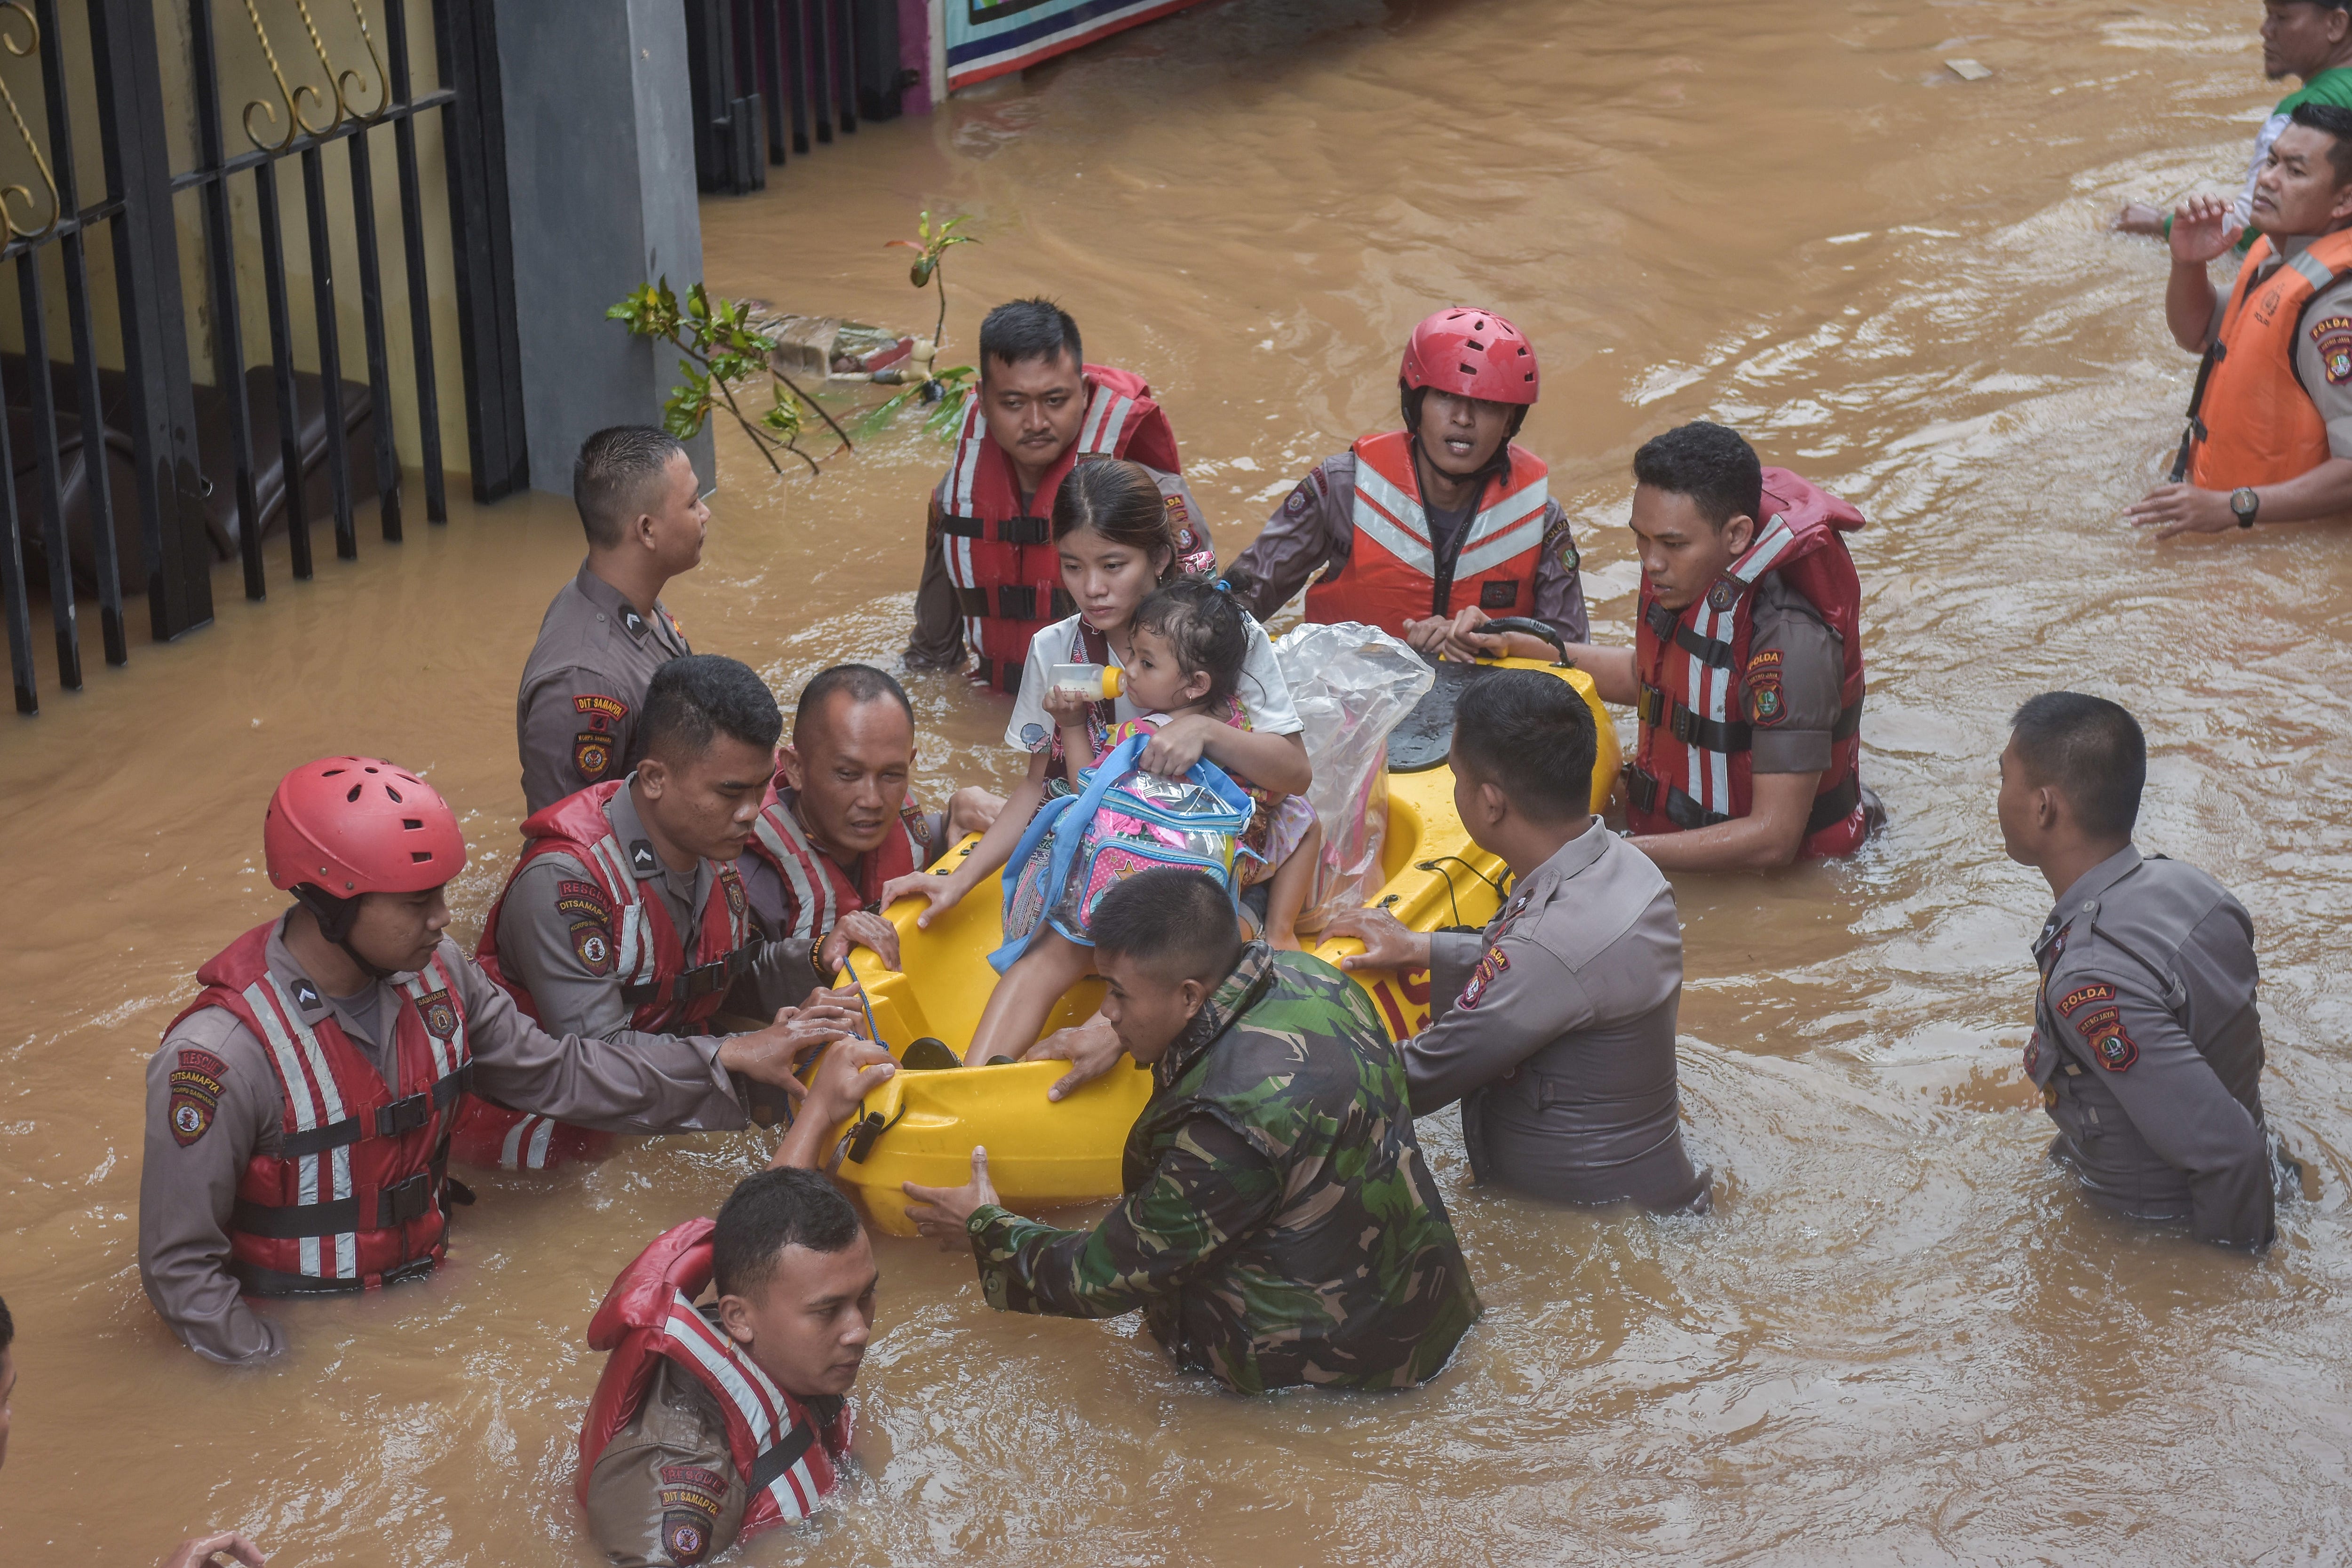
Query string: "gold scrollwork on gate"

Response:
xmin=240 ymin=0 xmax=338 ymax=151
xmin=0 ymin=2 xmax=59 ymax=241
xmin=327 ymin=0 xmax=392 ymax=125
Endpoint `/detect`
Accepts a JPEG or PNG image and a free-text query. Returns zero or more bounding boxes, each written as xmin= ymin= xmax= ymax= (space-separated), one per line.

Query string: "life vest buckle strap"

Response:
xmin=953 ymin=585 xmax=989 ymax=618
xmin=1644 ymin=599 xmax=1734 ymax=669
xmin=1831 ymin=700 xmax=1863 ymax=742
xmin=1804 ymin=771 xmax=1864 ymax=837
xmin=997 ymin=584 xmax=1042 ymax=620
xmin=374 ymin=1090 xmax=436 ymax=1138
xmin=997 ymin=515 xmax=1050 ymax=545
xmin=746 ymin=1419 xmax=819 ymax=1495
xmin=939 ymin=514 xmax=984 ymax=540
xmin=1637 ymin=684 xmax=1750 ymax=753
xmin=1625 ymin=764 xmax=1733 ymax=830
xmin=626 ymin=946 xmax=755 ymax=1009
xmin=378 ymin=1169 xmax=438 ymax=1226
xmin=280 ymin=1115 xmax=364 ymax=1158
xmin=231 ymin=1251 xmax=438 ymax=1297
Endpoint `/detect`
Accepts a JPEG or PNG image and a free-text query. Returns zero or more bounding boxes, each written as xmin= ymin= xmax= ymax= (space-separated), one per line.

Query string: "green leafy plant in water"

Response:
xmin=608 ymin=278 xmax=854 ymax=477
xmin=862 ymin=210 xmax=981 ymax=438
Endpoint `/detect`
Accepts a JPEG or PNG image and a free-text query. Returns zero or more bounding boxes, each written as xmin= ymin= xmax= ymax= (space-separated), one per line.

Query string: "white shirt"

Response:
xmin=1005 ymin=610 xmax=1304 ymax=754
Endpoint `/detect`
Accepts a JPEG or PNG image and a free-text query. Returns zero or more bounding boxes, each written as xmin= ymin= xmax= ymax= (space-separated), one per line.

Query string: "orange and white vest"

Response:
xmin=167 ymin=922 xmax=475 ymax=1295
xmin=579 ymin=1219 xmax=851 ymax=1533
xmin=938 ymin=363 xmax=1184 ymax=691
xmin=2188 ymin=230 xmax=2352 ymax=490
xmin=1625 ymin=468 xmax=1870 ymax=859
xmin=744 ymin=780 xmax=931 ymax=943
xmin=459 ymin=781 xmax=754 ymax=1170
xmin=1304 ymin=431 xmax=1548 ymax=638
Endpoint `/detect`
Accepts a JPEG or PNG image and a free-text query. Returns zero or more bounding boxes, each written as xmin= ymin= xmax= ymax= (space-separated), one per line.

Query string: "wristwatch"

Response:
xmin=2230 ymin=486 xmax=2260 ymax=528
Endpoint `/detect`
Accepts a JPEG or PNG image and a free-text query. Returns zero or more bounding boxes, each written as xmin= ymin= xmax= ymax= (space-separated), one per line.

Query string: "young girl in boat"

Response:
xmin=880 ymin=457 xmax=1313 ymax=1065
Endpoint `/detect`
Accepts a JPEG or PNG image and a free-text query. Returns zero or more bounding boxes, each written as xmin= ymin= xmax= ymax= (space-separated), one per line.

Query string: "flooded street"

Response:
xmin=9 ymin=0 xmax=2352 ymax=1559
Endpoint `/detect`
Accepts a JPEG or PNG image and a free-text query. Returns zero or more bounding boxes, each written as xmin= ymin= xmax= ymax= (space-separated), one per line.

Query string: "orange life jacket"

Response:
xmin=2189 ymin=230 xmax=2352 ymax=490
xmin=459 ymin=781 xmax=754 ymax=1170
xmin=1625 ymin=468 xmax=1870 ymax=858
xmin=939 ymin=363 xmax=1186 ymax=692
xmin=1303 ymin=432 xmax=1548 ymax=639
xmin=166 ymin=922 xmax=475 ymax=1296
xmin=744 ymin=779 xmax=932 ymax=943
xmin=578 ymin=1219 xmax=851 ymax=1537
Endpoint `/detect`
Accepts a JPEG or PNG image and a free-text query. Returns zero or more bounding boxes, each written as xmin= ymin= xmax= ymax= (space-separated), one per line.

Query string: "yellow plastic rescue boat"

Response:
xmin=819 ymin=651 xmax=1619 ymax=1235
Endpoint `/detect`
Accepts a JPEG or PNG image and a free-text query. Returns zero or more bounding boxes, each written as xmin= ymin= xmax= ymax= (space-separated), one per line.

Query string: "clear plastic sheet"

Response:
xmin=1271 ymin=621 xmax=1436 ymax=926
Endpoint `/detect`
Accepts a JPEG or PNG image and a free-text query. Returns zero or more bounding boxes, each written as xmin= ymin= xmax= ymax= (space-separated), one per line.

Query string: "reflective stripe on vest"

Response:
xmin=660 ymin=1289 xmax=829 ymax=1523
xmin=243 ymin=971 xmax=358 ymax=1281
xmin=2190 ymin=230 xmax=2352 ymax=490
xmin=1677 ymin=513 xmax=1799 ymax=814
xmin=1308 ymin=433 xmax=1549 ymax=637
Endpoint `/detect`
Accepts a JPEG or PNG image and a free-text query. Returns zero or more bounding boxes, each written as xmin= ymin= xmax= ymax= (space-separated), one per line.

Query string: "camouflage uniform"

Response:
xmin=966 ymin=945 xmax=1482 ymax=1394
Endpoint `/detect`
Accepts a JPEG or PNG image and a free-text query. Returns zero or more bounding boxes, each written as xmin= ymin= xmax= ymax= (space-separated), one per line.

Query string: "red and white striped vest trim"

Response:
xmin=660 ymin=1289 xmax=829 ymax=1522
xmin=1677 ymin=513 xmax=1798 ymax=815
xmin=1349 ymin=454 xmax=1550 ymax=583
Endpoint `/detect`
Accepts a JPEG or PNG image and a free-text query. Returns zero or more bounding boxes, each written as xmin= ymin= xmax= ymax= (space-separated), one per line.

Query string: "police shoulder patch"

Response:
xmin=1747 ymin=671 xmax=1786 ymax=727
xmin=2087 ymin=1019 xmax=2138 ymax=1073
xmin=573 ymin=692 xmax=628 ymax=721
xmin=571 ymin=920 xmax=615 ymax=976
xmin=720 ymin=866 xmax=747 ymax=918
xmin=658 ymin=1465 xmax=725 ymax=1565
xmin=1459 ymin=946 xmax=1510 ymax=1011
xmin=1746 ymin=647 xmax=1783 ymax=672
xmin=902 ymin=800 xmax=935 ymax=847
xmin=1282 ymin=480 xmax=1315 ymax=518
xmin=167 ymin=1047 xmax=228 ymax=1147
xmin=2312 ymin=314 xmax=2352 ymax=385
xmin=414 ymin=987 xmax=459 ymax=1041
xmin=1707 ymin=580 xmax=1740 ymax=613
xmin=555 ymin=879 xmax=612 ymax=923
xmin=574 ymin=731 xmax=615 ymax=782
xmin=2056 ymin=982 xmax=2115 ymax=1019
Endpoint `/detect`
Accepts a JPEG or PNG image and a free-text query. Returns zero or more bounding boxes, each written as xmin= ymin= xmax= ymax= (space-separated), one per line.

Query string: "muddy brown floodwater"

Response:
xmin=8 ymin=0 xmax=2352 ymax=1560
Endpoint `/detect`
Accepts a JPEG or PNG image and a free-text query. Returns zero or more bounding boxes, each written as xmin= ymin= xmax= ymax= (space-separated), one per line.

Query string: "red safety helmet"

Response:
xmin=1398 ymin=307 xmax=1540 ymax=406
xmin=264 ymin=756 xmax=469 ymax=897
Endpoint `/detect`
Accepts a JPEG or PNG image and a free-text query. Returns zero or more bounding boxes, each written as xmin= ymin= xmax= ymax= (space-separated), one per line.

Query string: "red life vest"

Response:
xmin=165 ymin=922 xmax=475 ymax=1296
xmin=458 ymin=781 xmax=754 ymax=1170
xmin=1625 ymin=467 xmax=1870 ymax=858
xmin=744 ymin=780 xmax=931 ymax=943
xmin=1303 ymin=431 xmax=1549 ymax=639
xmin=938 ymin=363 xmax=1185 ymax=692
xmin=578 ymin=1218 xmax=852 ymax=1534
xmin=2188 ymin=231 xmax=2352 ymax=491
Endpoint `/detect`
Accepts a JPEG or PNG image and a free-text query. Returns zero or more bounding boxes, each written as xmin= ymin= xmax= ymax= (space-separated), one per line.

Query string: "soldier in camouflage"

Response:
xmin=904 ymin=868 xmax=1481 ymax=1394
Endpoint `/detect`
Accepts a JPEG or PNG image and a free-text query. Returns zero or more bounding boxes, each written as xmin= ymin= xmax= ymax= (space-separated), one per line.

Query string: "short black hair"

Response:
xmin=794 ymin=663 xmax=914 ymax=738
xmin=573 ymin=425 xmax=687 ymax=549
xmin=642 ymin=654 xmax=783 ymax=764
xmin=1452 ymin=670 xmax=1597 ymax=824
xmin=0 ymin=1291 xmax=12 ymax=1355
xmin=2009 ymin=692 xmax=2145 ymax=840
xmin=712 ymin=1168 xmax=864 ymax=1299
xmin=1632 ymin=421 xmax=1764 ymax=532
xmin=1090 ymin=867 xmax=1245 ymax=982
xmin=2290 ymin=100 xmax=2352 ymax=185
xmin=1133 ymin=575 xmax=1255 ymax=709
xmin=978 ymin=298 xmax=1082 ymax=382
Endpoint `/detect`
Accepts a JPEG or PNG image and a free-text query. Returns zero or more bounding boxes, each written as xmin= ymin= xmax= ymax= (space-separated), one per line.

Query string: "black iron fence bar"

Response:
xmin=185 ymin=0 xmax=263 ymax=599
xmin=345 ymin=126 xmax=400 ymax=542
xmin=0 ymin=196 xmax=122 ymax=263
xmin=755 ymin=0 xmax=784 ymax=166
xmin=166 ymin=88 xmax=456 ymax=192
xmin=298 ymin=144 xmax=356 ymax=559
xmin=832 ymin=0 xmax=855 ymax=135
xmin=36 ymin=0 xmax=126 ymax=668
xmin=0 ymin=357 xmax=29 ymax=710
xmin=384 ymin=0 xmax=445 ymax=525
xmin=807 ymin=0 xmax=832 ymax=145
xmin=251 ymin=159 xmax=312 ymax=578
xmin=785 ymin=0 xmax=809 ymax=152
xmin=19 ymin=249 xmax=80 ymax=690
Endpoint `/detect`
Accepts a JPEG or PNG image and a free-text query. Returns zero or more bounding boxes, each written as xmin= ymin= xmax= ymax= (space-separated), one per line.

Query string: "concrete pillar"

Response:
xmin=494 ymin=0 xmax=715 ymax=496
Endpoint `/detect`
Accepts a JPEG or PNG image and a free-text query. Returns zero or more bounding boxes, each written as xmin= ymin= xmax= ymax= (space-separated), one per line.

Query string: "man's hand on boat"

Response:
xmin=1321 ymin=907 xmax=1436 ymax=973
xmin=903 ymin=1146 xmax=1001 ymax=1246
xmin=1020 ymin=1016 xmax=1128 ymax=1102
xmin=771 ymin=1038 xmax=899 ymax=1171
xmin=821 ymin=908 xmax=903 ymax=972
xmin=718 ymin=997 xmax=870 ymax=1099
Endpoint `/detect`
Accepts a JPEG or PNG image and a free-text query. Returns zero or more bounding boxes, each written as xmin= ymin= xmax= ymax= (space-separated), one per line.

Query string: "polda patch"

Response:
xmin=573 ymin=731 xmax=615 ymax=781
xmin=570 ymin=919 xmax=615 ymax=976
xmin=1459 ymin=946 xmax=1510 ymax=1011
xmin=414 ymin=987 xmax=459 ymax=1041
xmin=1746 ymin=647 xmax=1783 ymax=672
xmin=168 ymin=1048 xmax=227 ymax=1147
xmin=2056 ymin=982 xmax=2115 ymax=1019
xmin=2313 ymin=315 xmax=2352 ymax=385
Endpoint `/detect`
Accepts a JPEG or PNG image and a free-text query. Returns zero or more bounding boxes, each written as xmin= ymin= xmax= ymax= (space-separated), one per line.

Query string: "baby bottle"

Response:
xmin=1049 ymin=664 xmax=1123 ymax=700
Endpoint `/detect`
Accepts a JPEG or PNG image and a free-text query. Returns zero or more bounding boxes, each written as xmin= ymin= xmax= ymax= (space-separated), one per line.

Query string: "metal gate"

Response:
xmin=0 ymin=0 xmax=521 ymax=716
xmin=684 ymin=0 xmax=907 ymax=195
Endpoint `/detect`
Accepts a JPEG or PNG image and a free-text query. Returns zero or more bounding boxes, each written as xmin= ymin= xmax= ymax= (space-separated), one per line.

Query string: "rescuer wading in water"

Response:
xmin=459 ymin=656 xmax=900 ymax=1171
xmin=517 ymin=427 xmax=706 ymax=815
xmin=135 ymin=757 xmax=857 ymax=1364
xmin=1228 ymin=307 xmax=1589 ymax=660
xmin=579 ymin=1040 xmax=899 ymax=1566
xmin=1326 ymin=671 xmax=1710 ymax=1211
xmin=2128 ymin=103 xmax=2352 ymax=538
xmin=902 ymin=298 xmax=1214 ymax=689
xmin=737 ymin=663 xmax=1001 ymax=947
xmin=903 ymin=868 xmax=1481 ymax=1394
xmin=1999 ymin=694 xmax=2279 ymax=1249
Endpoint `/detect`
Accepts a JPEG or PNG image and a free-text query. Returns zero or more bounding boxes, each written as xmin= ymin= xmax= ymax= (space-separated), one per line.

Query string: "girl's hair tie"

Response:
xmin=1212 ymin=578 xmax=1232 ymax=593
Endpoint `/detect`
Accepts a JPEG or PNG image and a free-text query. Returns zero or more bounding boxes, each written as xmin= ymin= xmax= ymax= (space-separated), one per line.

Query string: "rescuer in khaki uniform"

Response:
xmin=516 ymin=426 xmax=704 ymax=814
xmin=1327 ymin=670 xmax=1708 ymax=1210
xmin=136 ymin=756 xmax=858 ymax=1366
xmin=1999 ymin=693 xmax=2278 ymax=1248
